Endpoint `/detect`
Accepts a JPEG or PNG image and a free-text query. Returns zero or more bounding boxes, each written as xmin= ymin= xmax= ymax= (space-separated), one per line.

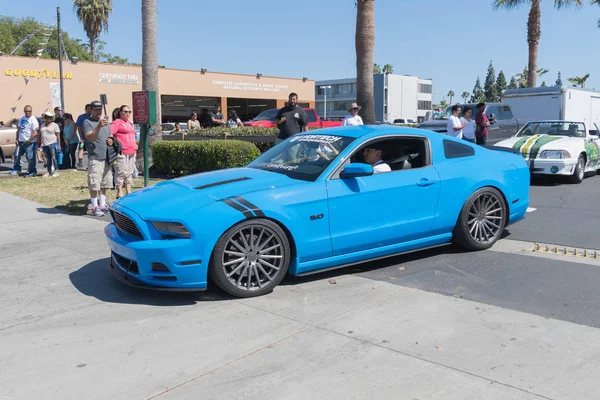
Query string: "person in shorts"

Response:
xmin=83 ymin=100 xmax=113 ymax=217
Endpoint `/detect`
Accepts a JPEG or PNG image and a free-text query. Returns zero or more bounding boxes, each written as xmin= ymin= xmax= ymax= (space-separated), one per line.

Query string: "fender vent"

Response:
xmin=195 ymin=177 xmax=251 ymax=190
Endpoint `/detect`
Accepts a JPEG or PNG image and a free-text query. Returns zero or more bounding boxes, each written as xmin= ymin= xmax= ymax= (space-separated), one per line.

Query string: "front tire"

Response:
xmin=209 ymin=219 xmax=290 ymax=298
xmin=570 ymin=154 xmax=585 ymax=184
xmin=453 ymin=187 xmax=506 ymax=251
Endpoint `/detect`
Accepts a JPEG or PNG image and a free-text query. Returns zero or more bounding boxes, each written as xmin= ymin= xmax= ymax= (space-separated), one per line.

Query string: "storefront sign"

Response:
xmin=4 ymin=68 xmax=72 ymax=79
xmin=212 ymin=80 xmax=289 ymax=93
xmin=100 ymin=73 xmax=139 ymax=85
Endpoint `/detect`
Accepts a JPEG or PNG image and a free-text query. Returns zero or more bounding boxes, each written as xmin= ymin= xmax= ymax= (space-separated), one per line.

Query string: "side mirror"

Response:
xmin=340 ymin=163 xmax=374 ymax=179
xmin=489 ymin=113 xmax=496 ymax=123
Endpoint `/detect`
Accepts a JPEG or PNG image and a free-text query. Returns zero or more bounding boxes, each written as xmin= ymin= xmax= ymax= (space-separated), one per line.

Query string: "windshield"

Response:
xmin=434 ymin=104 xmax=475 ymax=120
xmin=247 ymin=133 xmax=355 ymax=181
xmin=517 ymin=122 xmax=585 ymax=138
xmin=252 ymin=109 xmax=279 ymax=121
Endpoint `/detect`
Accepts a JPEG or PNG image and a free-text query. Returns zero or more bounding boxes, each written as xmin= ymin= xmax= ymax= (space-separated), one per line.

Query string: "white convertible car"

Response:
xmin=495 ymin=121 xmax=600 ymax=183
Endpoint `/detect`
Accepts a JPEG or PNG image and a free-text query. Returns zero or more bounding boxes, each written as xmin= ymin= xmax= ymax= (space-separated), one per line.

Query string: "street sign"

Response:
xmin=132 ymin=90 xmax=157 ymax=125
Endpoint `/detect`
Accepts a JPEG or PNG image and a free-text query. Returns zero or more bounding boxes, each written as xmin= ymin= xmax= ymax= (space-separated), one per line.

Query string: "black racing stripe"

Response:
xmin=232 ymin=196 xmax=265 ymax=217
xmin=221 ymin=199 xmax=253 ymax=218
xmin=195 ymin=177 xmax=251 ymax=190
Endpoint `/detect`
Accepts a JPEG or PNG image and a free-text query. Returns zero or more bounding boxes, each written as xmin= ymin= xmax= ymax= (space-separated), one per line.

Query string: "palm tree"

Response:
xmin=447 ymin=90 xmax=455 ymax=104
xmin=383 ymin=64 xmax=393 ymax=74
xmin=356 ymin=0 xmax=376 ymax=124
xmin=493 ymin=0 xmax=583 ymax=88
xmin=439 ymin=99 xmax=449 ymax=110
xmin=373 ymin=63 xmax=381 ymax=74
xmin=72 ymin=0 xmax=112 ymax=61
xmin=139 ymin=0 xmax=161 ymax=170
xmin=593 ymin=0 xmax=600 ymax=26
xmin=568 ymin=73 xmax=591 ymax=88
xmin=462 ymin=91 xmax=470 ymax=102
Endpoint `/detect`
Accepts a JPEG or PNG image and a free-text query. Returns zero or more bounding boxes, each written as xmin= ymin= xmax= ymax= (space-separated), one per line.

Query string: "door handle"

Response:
xmin=417 ymin=178 xmax=436 ymax=187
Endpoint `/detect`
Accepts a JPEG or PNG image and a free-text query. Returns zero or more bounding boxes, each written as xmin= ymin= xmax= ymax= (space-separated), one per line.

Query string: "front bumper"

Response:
xmin=105 ymin=223 xmax=209 ymax=290
xmin=527 ymin=158 xmax=577 ymax=176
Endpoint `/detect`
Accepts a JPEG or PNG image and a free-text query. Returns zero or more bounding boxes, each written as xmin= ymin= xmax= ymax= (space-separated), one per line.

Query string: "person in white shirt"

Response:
xmin=10 ymin=105 xmax=40 ymax=176
xmin=341 ymin=103 xmax=364 ymax=126
xmin=460 ymin=107 xmax=476 ymax=143
xmin=447 ymin=105 xmax=467 ymax=139
xmin=362 ymin=144 xmax=391 ymax=173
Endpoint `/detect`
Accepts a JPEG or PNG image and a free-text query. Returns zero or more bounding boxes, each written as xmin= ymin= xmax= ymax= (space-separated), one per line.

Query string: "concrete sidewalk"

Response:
xmin=1 ymin=191 xmax=599 ymax=400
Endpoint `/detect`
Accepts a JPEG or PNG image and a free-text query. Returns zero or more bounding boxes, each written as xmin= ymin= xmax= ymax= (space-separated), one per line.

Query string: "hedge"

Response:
xmin=152 ymin=140 xmax=261 ymax=176
xmin=185 ymin=126 xmax=278 ymax=136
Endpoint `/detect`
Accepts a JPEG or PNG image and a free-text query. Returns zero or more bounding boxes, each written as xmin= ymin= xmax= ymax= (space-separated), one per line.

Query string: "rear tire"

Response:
xmin=209 ymin=219 xmax=290 ymax=298
xmin=570 ymin=154 xmax=585 ymax=184
xmin=453 ymin=187 xmax=507 ymax=251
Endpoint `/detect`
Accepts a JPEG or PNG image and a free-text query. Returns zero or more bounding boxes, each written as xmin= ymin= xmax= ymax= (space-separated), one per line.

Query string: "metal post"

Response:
xmin=324 ymin=87 xmax=327 ymax=120
xmin=56 ymin=7 xmax=65 ymax=113
xmin=143 ymin=124 xmax=149 ymax=187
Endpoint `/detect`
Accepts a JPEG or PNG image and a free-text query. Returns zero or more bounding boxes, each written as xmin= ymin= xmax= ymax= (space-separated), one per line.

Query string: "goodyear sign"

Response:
xmin=4 ymin=68 xmax=73 ymax=79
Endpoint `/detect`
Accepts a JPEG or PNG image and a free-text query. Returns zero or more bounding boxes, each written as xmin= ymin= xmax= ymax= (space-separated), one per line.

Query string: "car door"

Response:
xmin=498 ymin=105 xmax=518 ymax=139
xmin=326 ymin=144 xmax=441 ymax=256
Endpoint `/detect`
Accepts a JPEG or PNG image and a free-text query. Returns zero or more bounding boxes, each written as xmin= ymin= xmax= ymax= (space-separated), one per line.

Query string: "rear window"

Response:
xmin=443 ymin=139 xmax=475 ymax=159
xmin=306 ymin=110 xmax=317 ymax=123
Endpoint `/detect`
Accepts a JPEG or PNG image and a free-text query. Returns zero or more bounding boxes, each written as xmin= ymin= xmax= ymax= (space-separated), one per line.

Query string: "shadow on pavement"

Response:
xmin=69 ymin=257 xmax=231 ymax=306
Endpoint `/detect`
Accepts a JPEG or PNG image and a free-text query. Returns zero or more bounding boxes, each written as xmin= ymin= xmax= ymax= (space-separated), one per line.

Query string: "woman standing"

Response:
xmin=187 ymin=112 xmax=201 ymax=130
xmin=62 ymin=113 xmax=79 ymax=169
xmin=460 ymin=107 xmax=476 ymax=143
xmin=341 ymin=103 xmax=364 ymax=126
xmin=226 ymin=110 xmax=243 ymax=128
xmin=110 ymin=105 xmax=137 ymax=198
xmin=39 ymin=111 xmax=61 ymax=177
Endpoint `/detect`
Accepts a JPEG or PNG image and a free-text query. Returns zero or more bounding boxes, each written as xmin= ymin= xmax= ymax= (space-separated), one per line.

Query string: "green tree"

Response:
xmin=373 ymin=63 xmax=381 ymax=74
xmin=447 ymin=90 xmax=455 ymax=104
xmin=383 ymin=64 xmax=393 ymax=74
xmin=356 ymin=0 xmax=376 ymax=124
xmin=568 ymin=73 xmax=591 ymax=88
xmin=515 ymin=67 xmax=528 ymax=88
xmin=484 ymin=60 xmax=499 ymax=102
xmin=508 ymin=76 xmax=518 ymax=89
xmin=556 ymin=71 xmax=563 ymax=85
xmin=439 ymin=99 xmax=449 ymax=110
xmin=493 ymin=0 xmax=583 ymax=88
xmin=541 ymin=81 xmax=547 ymax=86
xmin=73 ymin=0 xmax=113 ymax=61
xmin=462 ymin=91 xmax=470 ymax=102
xmin=496 ymin=70 xmax=508 ymax=95
xmin=470 ymin=77 xmax=484 ymax=103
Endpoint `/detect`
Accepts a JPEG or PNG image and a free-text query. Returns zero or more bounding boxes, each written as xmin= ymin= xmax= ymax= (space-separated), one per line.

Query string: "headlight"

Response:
xmin=539 ymin=150 xmax=571 ymax=159
xmin=151 ymin=221 xmax=191 ymax=239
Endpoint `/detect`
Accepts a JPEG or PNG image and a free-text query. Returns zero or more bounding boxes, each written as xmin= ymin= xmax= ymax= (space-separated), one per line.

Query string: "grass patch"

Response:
xmin=0 ymin=170 xmax=162 ymax=215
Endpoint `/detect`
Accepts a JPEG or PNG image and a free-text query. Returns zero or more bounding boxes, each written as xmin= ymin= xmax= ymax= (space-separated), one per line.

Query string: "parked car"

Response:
xmin=161 ymin=122 xmax=187 ymax=135
xmin=495 ymin=120 xmax=600 ymax=183
xmin=417 ymin=103 xmax=520 ymax=143
xmin=0 ymin=127 xmax=17 ymax=163
xmin=393 ymin=118 xmax=416 ymax=124
xmin=243 ymin=108 xmax=343 ymax=129
xmin=105 ymin=126 xmax=530 ymax=297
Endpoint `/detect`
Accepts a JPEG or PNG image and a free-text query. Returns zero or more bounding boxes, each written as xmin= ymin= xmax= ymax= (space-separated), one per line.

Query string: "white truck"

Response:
xmin=502 ymin=86 xmax=600 ymax=132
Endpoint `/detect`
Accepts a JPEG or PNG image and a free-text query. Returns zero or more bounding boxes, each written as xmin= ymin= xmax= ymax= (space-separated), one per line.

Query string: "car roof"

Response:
xmin=524 ymin=120 xmax=584 ymax=123
xmin=303 ymin=125 xmax=434 ymax=139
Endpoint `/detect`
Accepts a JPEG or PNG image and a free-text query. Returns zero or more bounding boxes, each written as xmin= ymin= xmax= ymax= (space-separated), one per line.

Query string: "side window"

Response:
xmin=443 ymin=139 xmax=475 ymax=159
xmin=500 ymin=106 xmax=513 ymax=120
xmin=306 ymin=110 xmax=317 ymax=123
xmin=486 ymin=106 xmax=500 ymax=119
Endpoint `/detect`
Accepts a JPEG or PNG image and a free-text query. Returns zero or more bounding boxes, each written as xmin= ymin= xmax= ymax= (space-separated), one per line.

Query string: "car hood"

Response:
xmin=114 ymin=167 xmax=300 ymax=220
xmin=417 ymin=120 xmax=447 ymax=131
xmin=496 ymin=134 xmax=580 ymax=157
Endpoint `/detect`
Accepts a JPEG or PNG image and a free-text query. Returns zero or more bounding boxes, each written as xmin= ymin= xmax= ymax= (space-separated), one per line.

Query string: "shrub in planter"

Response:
xmin=185 ymin=126 xmax=278 ymax=137
xmin=153 ymin=139 xmax=261 ymax=176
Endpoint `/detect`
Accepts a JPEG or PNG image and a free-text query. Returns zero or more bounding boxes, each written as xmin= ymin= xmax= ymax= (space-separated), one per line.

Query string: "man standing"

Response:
xmin=75 ymin=104 xmax=92 ymax=169
xmin=447 ymin=105 xmax=467 ymax=139
xmin=475 ymin=102 xmax=490 ymax=146
xmin=275 ymin=93 xmax=308 ymax=144
xmin=83 ymin=100 xmax=113 ymax=217
xmin=10 ymin=105 xmax=39 ymax=176
xmin=211 ymin=104 xmax=225 ymax=127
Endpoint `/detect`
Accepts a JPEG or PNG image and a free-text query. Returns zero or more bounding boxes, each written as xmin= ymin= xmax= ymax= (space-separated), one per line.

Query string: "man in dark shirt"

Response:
xmin=211 ymin=104 xmax=225 ymax=127
xmin=275 ymin=92 xmax=308 ymax=143
xmin=475 ymin=102 xmax=490 ymax=146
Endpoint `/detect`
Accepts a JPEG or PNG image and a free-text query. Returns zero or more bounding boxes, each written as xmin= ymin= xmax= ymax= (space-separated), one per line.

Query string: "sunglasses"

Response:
xmin=122 ymin=110 xmax=132 ymax=114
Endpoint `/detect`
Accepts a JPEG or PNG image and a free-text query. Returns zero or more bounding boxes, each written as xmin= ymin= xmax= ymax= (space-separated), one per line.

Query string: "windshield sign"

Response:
xmin=247 ymin=134 xmax=355 ymax=181
xmin=517 ymin=122 xmax=585 ymax=138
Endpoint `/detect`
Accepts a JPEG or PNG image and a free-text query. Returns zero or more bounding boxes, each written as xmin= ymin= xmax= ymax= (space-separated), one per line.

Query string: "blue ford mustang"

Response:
xmin=105 ymin=126 xmax=530 ymax=297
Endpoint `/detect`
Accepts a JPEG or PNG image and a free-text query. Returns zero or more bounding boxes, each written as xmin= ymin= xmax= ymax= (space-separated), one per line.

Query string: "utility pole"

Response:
xmin=57 ymin=7 xmax=65 ymax=113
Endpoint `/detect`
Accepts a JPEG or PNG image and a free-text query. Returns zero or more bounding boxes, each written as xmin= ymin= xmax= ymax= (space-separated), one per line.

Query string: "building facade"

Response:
xmin=0 ymin=56 xmax=314 ymax=124
xmin=315 ymin=74 xmax=433 ymax=123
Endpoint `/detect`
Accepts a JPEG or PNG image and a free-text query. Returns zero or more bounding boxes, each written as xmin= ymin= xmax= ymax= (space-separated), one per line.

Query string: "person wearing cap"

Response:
xmin=83 ymin=100 xmax=113 ymax=217
xmin=39 ymin=111 xmax=61 ymax=177
xmin=362 ymin=143 xmax=391 ymax=173
xmin=10 ymin=105 xmax=39 ymax=176
xmin=341 ymin=103 xmax=364 ymax=126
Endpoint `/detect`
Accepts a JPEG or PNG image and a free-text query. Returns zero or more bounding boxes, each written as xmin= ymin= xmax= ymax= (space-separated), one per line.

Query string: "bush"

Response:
xmin=153 ymin=140 xmax=261 ymax=176
xmin=185 ymin=126 xmax=278 ymax=137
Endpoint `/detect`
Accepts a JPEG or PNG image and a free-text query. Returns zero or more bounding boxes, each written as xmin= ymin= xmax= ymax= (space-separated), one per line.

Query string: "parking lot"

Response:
xmin=2 ymin=174 xmax=600 ymax=399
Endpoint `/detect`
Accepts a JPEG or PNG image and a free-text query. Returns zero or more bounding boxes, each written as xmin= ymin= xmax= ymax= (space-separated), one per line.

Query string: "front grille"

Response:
xmin=112 ymin=252 xmax=139 ymax=274
xmin=111 ymin=210 xmax=143 ymax=238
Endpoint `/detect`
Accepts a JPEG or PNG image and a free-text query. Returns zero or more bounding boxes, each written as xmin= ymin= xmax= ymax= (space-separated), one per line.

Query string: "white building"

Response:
xmin=315 ymin=74 xmax=433 ymax=123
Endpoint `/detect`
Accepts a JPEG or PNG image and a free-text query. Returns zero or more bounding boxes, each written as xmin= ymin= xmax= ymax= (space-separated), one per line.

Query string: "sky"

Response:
xmin=3 ymin=0 xmax=600 ymax=104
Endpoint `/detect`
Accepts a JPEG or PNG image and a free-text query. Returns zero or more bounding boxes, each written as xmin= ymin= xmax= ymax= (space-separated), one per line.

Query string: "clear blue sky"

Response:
xmin=4 ymin=0 xmax=600 ymax=103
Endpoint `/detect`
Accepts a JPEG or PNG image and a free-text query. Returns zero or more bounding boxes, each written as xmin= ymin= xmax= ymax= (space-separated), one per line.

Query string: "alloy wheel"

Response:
xmin=467 ymin=192 xmax=504 ymax=245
